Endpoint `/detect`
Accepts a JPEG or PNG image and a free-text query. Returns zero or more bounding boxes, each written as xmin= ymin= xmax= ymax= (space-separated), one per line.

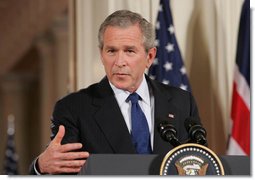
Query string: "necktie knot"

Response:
xmin=126 ymin=93 xmax=140 ymax=104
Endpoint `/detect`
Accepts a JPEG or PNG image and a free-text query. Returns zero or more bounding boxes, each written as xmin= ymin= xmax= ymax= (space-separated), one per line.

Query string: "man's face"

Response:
xmin=100 ymin=24 xmax=156 ymax=92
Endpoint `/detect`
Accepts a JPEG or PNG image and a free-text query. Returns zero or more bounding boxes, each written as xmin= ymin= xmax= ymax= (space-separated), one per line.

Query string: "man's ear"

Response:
xmin=146 ymin=47 xmax=157 ymax=68
xmin=99 ymin=48 xmax=104 ymax=64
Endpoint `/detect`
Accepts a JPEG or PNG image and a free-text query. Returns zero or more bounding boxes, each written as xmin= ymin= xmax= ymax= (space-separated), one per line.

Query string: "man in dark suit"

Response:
xmin=30 ymin=9 xmax=200 ymax=175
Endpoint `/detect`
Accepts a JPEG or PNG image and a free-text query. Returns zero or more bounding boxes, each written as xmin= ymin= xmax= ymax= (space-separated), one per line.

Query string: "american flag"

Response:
xmin=227 ymin=0 xmax=250 ymax=155
xmin=3 ymin=115 xmax=19 ymax=175
xmin=148 ymin=0 xmax=191 ymax=92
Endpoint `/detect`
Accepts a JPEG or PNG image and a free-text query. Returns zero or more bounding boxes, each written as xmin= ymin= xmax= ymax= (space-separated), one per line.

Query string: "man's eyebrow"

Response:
xmin=104 ymin=45 xmax=116 ymax=49
xmin=124 ymin=45 xmax=137 ymax=50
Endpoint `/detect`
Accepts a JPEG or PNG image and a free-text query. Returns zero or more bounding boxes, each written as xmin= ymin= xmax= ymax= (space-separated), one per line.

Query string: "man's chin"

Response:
xmin=113 ymin=84 xmax=128 ymax=90
xmin=111 ymin=81 xmax=129 ymax=91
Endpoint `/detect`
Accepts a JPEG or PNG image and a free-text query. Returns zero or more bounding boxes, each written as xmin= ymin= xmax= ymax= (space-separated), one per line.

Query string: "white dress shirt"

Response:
xmin=109 ymin=75 xmax=155 ymax=150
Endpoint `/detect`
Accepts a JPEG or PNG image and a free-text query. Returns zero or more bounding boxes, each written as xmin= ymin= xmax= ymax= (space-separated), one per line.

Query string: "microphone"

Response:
xmin=184 ymin=117 xmax=207 ymax=146
xmin=158 ymin=121 xmax=181 ymax=147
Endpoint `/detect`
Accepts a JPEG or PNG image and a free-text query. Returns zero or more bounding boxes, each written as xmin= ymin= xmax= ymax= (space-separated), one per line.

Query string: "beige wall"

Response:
xmin=74 ymin=0 xmax=244 ymax=154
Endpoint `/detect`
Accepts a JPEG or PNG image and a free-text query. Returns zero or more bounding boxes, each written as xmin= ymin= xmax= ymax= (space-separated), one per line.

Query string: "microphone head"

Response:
xmin=185 ymin=117 xmax=207 ymax=145
xmin=158 ymin=121 xmax=177 ymax=141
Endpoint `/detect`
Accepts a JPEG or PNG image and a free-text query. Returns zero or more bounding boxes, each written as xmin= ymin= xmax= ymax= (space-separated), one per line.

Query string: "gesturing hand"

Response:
xmin=37 ymin=125 xmax=89 ymax=174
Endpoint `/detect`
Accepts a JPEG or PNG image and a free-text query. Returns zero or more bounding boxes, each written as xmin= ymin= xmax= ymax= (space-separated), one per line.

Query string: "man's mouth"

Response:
xmin=114 ymin=73 xmax=128 ymax=76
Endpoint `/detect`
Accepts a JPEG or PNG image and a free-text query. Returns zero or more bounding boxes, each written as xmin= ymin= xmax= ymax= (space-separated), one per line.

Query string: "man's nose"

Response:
xmin=114 ymin=52 xmax=126 ymax=67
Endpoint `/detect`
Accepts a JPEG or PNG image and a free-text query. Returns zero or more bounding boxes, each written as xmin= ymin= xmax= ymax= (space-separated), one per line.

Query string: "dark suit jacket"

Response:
xmin=29 ymin=75 xmax=200 ymax=174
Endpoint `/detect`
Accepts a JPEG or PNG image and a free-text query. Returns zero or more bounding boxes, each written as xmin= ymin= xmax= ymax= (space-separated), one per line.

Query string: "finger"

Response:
xmin=59 ymin=143 xmax=83 ymax=152
xmin=59 ymin=151 xmax=89 ymax=160
xmin=58 ymin=159 xmax=86 ymax=168
xmin=53 ymin=125 xmax=65 ymax=144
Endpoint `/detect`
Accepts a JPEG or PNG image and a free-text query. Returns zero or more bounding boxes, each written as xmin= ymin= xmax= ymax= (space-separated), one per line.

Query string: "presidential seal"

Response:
xmin=160 ymin=143 xmax=224 ymax=175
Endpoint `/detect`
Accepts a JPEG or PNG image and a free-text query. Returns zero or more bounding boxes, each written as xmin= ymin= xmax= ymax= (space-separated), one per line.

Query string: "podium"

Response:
xmin=79 ymin=154 xmax=250 ymax=175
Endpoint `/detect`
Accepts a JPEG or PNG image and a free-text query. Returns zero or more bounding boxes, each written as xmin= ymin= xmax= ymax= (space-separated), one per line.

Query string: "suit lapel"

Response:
xmin=92 ymin=77 xmax=136 ymax=154
xmin=147 ymin=77 xmax=178 ymax=156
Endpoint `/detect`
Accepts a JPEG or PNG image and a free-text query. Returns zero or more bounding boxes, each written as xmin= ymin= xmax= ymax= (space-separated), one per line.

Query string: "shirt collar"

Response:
xmin=109 ymin=75 xmax=150 ymax=106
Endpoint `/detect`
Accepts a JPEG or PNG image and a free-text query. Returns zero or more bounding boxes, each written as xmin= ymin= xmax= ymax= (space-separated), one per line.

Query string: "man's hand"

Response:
xmin=37 ymin=125 xmax=89 ymax=174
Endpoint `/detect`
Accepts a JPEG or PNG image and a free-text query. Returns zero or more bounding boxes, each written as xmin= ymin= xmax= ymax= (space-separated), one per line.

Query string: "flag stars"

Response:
xmin=164 ymin=62 xmax=173 ymax=71
xmin=148 ymin=1 xmax=191 ymax=93
xmin=180 ymin=66 xmax=187 ymax=75
xmin=149 ymin=75 xmax=156 ymax=80
xmin=162 ymin=79 xmax=169 ymax=85
xmin=165 ymin=43 xmax=174 ymax=52
xmin=154 ymin=39 xmax=159 ymax=47
xmin=180 ymin=84 xmax=188 ymax=91
xmin=153 ymin=58 xmax=158 ymax=65
xmin=168 ymin=24 xmax=175 ymax=34
xmin=156 ymin=21 xmax=160 ymax=30
xmin=158 ymin=4 xmax=163 ymax=12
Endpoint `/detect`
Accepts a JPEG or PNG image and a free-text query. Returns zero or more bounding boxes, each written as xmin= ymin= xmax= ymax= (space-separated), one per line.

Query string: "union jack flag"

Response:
xmin=227 ymin=0 xmax=250 ymax=156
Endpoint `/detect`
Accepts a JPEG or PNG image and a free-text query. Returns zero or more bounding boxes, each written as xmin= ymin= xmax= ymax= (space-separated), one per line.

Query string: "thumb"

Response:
xmin=53 ymin=125 xmax=65 ymax=144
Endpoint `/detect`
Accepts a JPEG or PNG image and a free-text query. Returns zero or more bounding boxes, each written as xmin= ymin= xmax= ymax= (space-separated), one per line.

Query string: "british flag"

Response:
xmin=227 ymin=0 xmax=250 ymax=155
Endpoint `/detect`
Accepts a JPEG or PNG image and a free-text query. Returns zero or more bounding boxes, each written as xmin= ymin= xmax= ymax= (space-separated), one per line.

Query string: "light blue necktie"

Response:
xmin=126 ymin=93 xmax=152 ymax=154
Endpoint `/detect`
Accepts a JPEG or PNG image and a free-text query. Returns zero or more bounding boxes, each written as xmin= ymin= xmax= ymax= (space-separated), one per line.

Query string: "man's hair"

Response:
xmin=98 ymin=10 xmax=155 ymax=52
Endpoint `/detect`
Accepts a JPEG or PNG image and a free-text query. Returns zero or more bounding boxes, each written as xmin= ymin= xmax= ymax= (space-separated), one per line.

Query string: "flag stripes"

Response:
xmin=227 ymin=0 xmax=250 ymax=156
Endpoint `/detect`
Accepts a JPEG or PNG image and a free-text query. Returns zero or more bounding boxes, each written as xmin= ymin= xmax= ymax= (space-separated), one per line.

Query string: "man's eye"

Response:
xmin=107 ymin=49 xmax=115 ymax=54
xmin=126 ymin=49 xmax=135 ymax=53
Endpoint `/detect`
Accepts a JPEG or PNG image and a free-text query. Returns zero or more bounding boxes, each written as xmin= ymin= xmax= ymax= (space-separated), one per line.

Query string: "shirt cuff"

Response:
xmin=33 ymin=157 xmax=42 ymax=175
